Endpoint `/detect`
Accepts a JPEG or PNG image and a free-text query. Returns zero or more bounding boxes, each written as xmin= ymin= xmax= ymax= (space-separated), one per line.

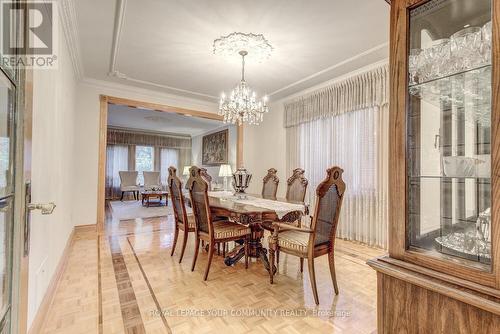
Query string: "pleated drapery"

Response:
xmin=285 ymin=65 xmax=389 ymax=248
xmin=284 ymin=66 xmax=388 ymax=128
xmin=107 ymin=127 xmax=191 ymax=149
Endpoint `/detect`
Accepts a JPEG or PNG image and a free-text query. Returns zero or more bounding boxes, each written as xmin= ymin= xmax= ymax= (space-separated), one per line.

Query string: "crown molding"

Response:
xmin=80 ymin=76 xmax=218 ymax=111
xmin=269 ymin=42 xmax=389 ymax=98
xmin=109 ymin=0 xmax=127 ymax=75
xmin=58 ymin=0 xmax=84 ymax=79
xmin=108 ymin=71 xmax=219 ymax=101
xmin=108 ymin=0 xmax=218 ymax=101
xmin=103 ymin=0 xmax=388 ymax=103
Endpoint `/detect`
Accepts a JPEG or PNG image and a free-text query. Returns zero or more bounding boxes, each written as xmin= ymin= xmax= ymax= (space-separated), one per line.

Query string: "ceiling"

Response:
xmin=75 ymin=0 xmax=389 ymax=101
xmin=107 ymin=104 xmax=224 ymax=136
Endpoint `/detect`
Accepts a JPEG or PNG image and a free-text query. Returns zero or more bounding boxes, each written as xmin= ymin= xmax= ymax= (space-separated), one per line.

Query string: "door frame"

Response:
xmin=96 ymin=95 xmax=244 ymax=233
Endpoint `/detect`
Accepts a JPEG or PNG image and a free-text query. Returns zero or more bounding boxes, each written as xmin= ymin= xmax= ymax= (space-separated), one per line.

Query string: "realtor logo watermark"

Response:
xmin=1 ymin=1 xmax=58 ymax=69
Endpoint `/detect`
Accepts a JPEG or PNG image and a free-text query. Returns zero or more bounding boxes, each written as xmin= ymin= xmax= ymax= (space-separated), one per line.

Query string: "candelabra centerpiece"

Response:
xmin=232 ymin=168 xmax=252 ymax=196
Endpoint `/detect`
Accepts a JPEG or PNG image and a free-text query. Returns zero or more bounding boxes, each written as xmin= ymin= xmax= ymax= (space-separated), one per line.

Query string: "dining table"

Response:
xmin=207 ymin=191 xmax=308 ymax=273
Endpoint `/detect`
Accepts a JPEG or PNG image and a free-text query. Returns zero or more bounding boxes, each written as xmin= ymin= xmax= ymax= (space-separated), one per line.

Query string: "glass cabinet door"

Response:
xmin=407 ymin=0 xmax=492 ymax=267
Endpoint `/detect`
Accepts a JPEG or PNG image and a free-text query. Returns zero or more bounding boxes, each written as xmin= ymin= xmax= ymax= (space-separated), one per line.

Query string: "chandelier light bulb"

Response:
xmin=214 ymin=32 xmax=272 ymax=125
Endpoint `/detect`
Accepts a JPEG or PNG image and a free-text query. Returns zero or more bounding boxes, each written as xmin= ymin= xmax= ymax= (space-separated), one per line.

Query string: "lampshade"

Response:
xmin=218 ymin=164 xmax=232 ymax=177
xmin=183 ymin=166 xmax=191 ymax=176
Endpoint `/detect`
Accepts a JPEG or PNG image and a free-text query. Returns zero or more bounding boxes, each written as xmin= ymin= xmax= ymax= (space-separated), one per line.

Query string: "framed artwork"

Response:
xmin=202 ymin=129 xmax=228 ymax=165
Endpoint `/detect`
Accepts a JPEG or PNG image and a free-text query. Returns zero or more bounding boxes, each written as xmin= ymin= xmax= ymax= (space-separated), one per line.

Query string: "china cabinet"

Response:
xmin=368 ymin=0 xmax=500 ymax=332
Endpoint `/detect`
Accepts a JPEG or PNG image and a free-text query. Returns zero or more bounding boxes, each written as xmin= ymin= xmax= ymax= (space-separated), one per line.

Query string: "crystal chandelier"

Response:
xmin=214 ymin=33 xmax=272 ymax=125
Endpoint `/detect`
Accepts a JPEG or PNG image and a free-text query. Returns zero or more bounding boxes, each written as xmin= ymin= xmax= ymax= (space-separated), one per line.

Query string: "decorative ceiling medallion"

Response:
xmin=214 ymin=32 xmax=272 ymax=125
xmin=213 ymin=32 xmax=273 ymax=63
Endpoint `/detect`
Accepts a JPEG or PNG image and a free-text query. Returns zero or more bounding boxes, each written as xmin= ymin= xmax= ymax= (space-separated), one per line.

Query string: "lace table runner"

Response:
xmin=208 ymin=191 xmax=305 ymax=219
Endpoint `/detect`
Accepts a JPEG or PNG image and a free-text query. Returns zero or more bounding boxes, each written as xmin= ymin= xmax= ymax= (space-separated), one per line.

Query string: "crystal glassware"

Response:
xmin=481 ymin=21 xmax=492 ymax=65
xmin=450 ymin=26 xmax=482 ymax=72
xmin=409 ymin=48 xmax=421 ymax=85
xmin=419 ymin=38 xmax=450 ymax=82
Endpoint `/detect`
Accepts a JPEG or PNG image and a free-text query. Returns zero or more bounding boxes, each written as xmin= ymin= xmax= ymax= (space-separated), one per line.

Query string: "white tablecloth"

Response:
xmin=208 ymin=191 xmax=305 ymax=219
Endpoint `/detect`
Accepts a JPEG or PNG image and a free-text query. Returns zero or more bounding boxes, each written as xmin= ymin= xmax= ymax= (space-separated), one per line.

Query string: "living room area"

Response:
xmin=104 ymin=98 xmax=238 ymax=224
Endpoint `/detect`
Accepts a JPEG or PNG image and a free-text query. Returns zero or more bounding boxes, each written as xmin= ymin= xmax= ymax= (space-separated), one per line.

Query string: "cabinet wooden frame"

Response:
xmin=389 ymin=0 xmax=500 ymax=289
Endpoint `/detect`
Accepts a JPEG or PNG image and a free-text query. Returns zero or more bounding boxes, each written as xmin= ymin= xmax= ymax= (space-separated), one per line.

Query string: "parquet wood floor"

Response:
xmin=39 ymin=207 xmax=384 ymax=334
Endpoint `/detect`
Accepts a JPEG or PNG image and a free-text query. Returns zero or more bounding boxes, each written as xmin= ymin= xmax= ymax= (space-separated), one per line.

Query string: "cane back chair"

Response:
xmin=286 ymin=168 xmax=308 ymax=203
xmin=168 ymin=167 xmax=196 ymax=263
xmin=262 ymin=168 xmax=309 ymax=264
xmin=268 ymin=166 xmax=346 ymax=305
xmin=262 ymin=168 xmax=279 ymax=200
xmin=200 ymin=168 xmax=213 ymax=191
xmin=188 ymin=166 xmax=251 ymax=281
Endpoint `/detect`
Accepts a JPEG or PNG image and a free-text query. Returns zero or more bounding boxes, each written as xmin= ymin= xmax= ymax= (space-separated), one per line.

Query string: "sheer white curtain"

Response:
xmin=160 ymin=148 xmax=179 ymax=185
xmin=287 ymin=106 xmax=389 ymax=248
xmin=106 ymin=145 xmax=129 ymax=199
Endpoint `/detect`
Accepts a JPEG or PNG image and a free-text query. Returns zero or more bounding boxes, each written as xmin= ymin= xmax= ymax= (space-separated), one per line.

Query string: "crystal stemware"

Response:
xmin=409 ymin=48 xmax=421 ymax=85
xmin=481 ymin=21 xmax=492 ymax=65
xmin=450 ymin=27 xmax=482 ymax=72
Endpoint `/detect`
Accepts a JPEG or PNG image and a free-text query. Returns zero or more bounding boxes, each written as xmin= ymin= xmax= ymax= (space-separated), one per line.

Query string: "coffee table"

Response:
xmin=141 ymin=190 xmax=168 ymax=207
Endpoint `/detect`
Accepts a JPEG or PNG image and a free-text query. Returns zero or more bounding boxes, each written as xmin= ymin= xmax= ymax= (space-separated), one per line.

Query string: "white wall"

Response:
xmin=191 ymin=124 xmax=237 ymax=185
xmin=72 ymin=80 xmax=218 ymax=226
xmin=28 ymin=9 xmax=78 ymax=327
xmin=243 ymin=102 xmax=287 ymax=197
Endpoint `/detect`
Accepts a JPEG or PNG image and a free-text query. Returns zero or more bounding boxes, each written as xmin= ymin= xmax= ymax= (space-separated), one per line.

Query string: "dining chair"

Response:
xmin=118 ymin=171 xmax=140 ymax=201
xmin=200 ymin=168 xmax=213 ymax=191
xmin=168 ymin=167 xmax=195 ymax=263
xmin=286 ymin=168 xmax=308 ymax=203
xmin=262 ymin=168 xmax=308 ymax=252
xmin=268 ymin=166 xmax=346 ymax=305
xmin=262 ymin=168 xmax=279 ymax=200
xmin=143 ymin=171 xmax=161 ymax=190
xmin=187 ymin=166 xmax=251 ymax=281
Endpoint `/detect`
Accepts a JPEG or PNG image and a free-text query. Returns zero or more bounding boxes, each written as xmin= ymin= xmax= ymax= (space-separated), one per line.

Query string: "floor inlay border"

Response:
xmin=109 ymin=236 xmax=146 ymax=334
xmin=127 ymin=236 xmax=172 ymax=334
xmin=98 ymin=235 xmax=103 ymax=334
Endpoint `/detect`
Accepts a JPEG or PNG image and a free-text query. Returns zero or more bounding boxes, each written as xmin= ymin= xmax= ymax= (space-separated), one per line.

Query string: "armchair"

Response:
xmin=143 ymin=171 xmax=161 ymax=190
xmin=268 ymin=167 xmax=346 ymax=305
xmin=118 ymin=171 xmax=140 ymax=201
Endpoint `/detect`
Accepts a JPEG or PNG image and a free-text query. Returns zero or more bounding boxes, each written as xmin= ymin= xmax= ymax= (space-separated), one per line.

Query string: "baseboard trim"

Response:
xmin=74 ymin=224 xmax=97 ymax=234
xmin=27 ymin=224 xmax=93 ymax=334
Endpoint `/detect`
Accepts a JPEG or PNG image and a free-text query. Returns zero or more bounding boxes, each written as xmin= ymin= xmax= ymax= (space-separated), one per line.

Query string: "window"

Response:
xmin=297 ymin=107 xmax=378 ymax=200
xmin=288 ymin=106 xmax=389 ymax=247
xmin=135 ymin=146 xmax=154 ymax=185
xmin=160 ymin=148 xmax=179 ymax=185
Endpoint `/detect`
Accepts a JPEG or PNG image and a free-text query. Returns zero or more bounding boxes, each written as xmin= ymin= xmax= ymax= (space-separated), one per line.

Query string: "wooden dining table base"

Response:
xmin=209 ymin=195 xmax=304 ymax=274
xmin=223 ymin=223 xmax=276 ymax=274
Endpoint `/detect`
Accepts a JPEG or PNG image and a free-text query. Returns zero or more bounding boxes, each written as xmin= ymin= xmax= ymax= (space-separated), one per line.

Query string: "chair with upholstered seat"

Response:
xmin=119 ymin=171 xmax=140 ymax=200
xmin=285 ymin=168 xmax=308 ymax=204
xmin=200 ymin=168 xmax=213 ymax=191
xmin=262 ymin=168 xmax=308 ymax=250
xmin=168 ymin=167 xmax=196 ymax=263
xmin=268 ymin=166 xmax=346 ymax=305
xmin=276 ymin=168 xmax=309 ymax=269
xmin=262 ymin=168 xmax=279 ymax=200
xmin=188 ymin=166 xmax=251 ymax=281
xmin=143 ymin=171 xmax=161 ymax=190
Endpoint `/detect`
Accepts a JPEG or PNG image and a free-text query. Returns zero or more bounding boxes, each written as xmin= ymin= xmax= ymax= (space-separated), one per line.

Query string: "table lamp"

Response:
xmin=182 ymin=165 xmax=191 ymax=184
xmin=218 ymin=164 xmax=232 ymax=191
